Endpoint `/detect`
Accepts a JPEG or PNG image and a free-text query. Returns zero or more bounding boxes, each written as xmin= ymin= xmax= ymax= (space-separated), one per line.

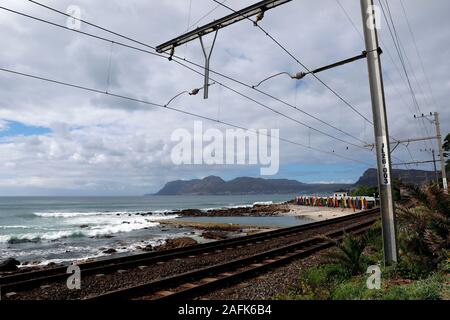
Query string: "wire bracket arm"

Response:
xmin=199 ymin=30 xmax=219 ymax=99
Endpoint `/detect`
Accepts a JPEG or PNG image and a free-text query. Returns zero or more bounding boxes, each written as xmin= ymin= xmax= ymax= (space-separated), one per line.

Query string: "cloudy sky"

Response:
xmin=0 ymin=0 xmax=448 ymax=196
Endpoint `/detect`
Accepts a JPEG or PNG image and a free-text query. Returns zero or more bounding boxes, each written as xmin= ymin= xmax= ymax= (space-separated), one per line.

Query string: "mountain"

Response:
xmin=154 ymin=168 xmax=439 ymax=196
xmin=155 ymin=176 xmax=351 ymax=195
xmin=354 ymin=168 xmax=438 ymax=187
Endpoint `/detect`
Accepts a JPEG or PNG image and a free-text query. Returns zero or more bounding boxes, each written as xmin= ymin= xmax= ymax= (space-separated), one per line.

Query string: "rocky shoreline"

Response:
xmin=173 ymin=203 xmax=291 ymax=217
xmin=1 ymin=201 xmax=357 ymax=274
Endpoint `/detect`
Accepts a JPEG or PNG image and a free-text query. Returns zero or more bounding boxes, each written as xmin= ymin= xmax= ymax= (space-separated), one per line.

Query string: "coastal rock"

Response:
xmin=0 ymin=258 xmax=20 ymax=272
xmin=202 ymin=231 xmax=230 ymax=240
xmin=218 ymin=205 xmax=279 ymax=216
xmin=7 ymin=238 xmax=39 ymax=244
xmin=93 ymin=235 xmax=114 ymax=239
xmin=79 ymin=225 xmax=89 ymax=229
xmin=176 ymin=204 xmax=290 ymax=217
xmin=143 ymin=245 xmax=154 ymax=252
xmin=177 ymin=209 xmax=203 ymax=216
xmin=153 ymin=237 xmax=198 ymax=251
xmin=102 ymin=248 xmax=117 ymax=254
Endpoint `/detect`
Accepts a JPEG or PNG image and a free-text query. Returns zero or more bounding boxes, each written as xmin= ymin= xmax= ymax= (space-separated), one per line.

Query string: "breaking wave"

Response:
xmin=2 ymin=211 xmax=179 ymax=244
xmin=253 ymin=201 xmax=274 ymax=206
xmin=0 ymin=222 xmax=161 ymax=244
xmin=33 ymin=211 xmax=154 ymax=218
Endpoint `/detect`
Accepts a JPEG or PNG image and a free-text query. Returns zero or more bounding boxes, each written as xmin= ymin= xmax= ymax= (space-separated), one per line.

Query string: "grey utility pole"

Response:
xmin=360 ymin=0 xmax=398 ymax=264
xmin=432 ymin=150 xmax=439 ymax=186
xmin=434 ymin=112 xmax=448 ymax=193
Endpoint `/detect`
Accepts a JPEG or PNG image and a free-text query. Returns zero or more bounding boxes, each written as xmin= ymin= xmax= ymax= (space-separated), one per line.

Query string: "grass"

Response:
xmin=278 ymin=184 xmax=450 ymax=300
xmin=277 ymin=222 xmax=449 ymax=300
xmin=278 ymin=261 xmax=448 ymax=300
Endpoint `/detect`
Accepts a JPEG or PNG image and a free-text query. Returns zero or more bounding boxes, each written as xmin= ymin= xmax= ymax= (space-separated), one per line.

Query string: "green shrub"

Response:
xmin=350 ymin=185 xmax=378 ymax=197
xmin=332 ymin=276 xmax=368 ymax=300
xmin=381 ymin=285 xmax=411 ymax=300
xmin=407 ymin=273 xmax=445 ymax=300
xmin=382 ymin=273 xmax=444 ymax=300
xmin=279 ymin=264 xmax=350 ymax=300
xmin=397 ymin=183 xmax=450 ymax=274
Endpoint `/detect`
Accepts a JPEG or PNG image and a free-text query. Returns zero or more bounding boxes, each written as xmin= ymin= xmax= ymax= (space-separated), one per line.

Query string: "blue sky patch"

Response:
xmin=0 ymin=121 xmax=52 ymax=137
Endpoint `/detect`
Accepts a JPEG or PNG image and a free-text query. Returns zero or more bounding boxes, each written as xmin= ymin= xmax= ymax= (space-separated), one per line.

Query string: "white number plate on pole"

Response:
xmin=377 ymin=136 xmax=391 ymax=186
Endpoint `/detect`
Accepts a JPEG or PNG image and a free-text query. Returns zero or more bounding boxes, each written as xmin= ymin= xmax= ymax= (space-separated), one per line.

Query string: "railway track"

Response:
xmin=89 ymin=216 xmax=377 ymax=300
xmin=0 ymin=208 xmax=379 ymax=298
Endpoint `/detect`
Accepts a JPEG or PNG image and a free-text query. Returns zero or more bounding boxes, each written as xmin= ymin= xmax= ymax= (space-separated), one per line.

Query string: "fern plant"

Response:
xmin=324 ymin=228 xmax=380 ymax=276
xmin=397 ymin=183 xmax=450 ymax=273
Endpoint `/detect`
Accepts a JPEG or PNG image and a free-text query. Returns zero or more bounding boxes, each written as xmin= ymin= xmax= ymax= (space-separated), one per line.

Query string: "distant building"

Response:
xmin=333 ymin=192 xmax=348 ymax=199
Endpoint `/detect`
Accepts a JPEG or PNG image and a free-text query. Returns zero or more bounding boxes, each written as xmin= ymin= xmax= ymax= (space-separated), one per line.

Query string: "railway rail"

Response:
xmin=0 ymin=208 xmax=380 ymax=298
xmin=90 ymin=216 xmax=377 ymax=300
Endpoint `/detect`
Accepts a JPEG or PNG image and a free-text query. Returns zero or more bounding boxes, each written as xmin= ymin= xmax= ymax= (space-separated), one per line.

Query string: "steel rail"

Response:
xmin=87 ymin=217 xmax=377 ymax=300
xmin=0 ymin=208 xmax=379 ymax=292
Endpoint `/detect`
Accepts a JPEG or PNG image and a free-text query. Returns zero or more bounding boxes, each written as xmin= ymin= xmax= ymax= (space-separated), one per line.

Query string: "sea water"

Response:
xmin=0 ymin=195 xmax=298 ymax=265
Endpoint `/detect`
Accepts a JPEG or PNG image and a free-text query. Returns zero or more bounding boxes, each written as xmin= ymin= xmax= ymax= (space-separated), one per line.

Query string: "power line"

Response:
xmin=399 ymin=0 xmax=440 ymax=111
xmin=212 ymin=0 xmax=374 ymax=126
xmin=209 ymin=0 xmax=414 ymax=161
xmin=379 ymin=0 xmax=420 ymax=113
xmin=378 ymin=0 xmax=432 ymax=151
xmin=335 ymin=0 xmax=431 ymax=167
xmin=4 ymin=3 xmax=371 ymax=149
xmin=384 ymin=0 xmax=430 ymax=109
xmin=335 ymin=0 xmax=363 ymax=41
xmin=215 ymin=0 xmax=411 ymax=153
xmin=334 ymin=0 xmax=413 ymax=115
xmin=378 ymin=0 xmax=433 ymax=162
xmin=0 ymin=66 xmax=373 ymax=166
xmin=333 ymin=0 xmax=419 ymax=167
xmin=25 ymin=0 xmax=369 ymax=147
xmin=187 ymin=0 xmax=228 ymax=31
xmin=383 ymin=0 xmax=431 ymax=119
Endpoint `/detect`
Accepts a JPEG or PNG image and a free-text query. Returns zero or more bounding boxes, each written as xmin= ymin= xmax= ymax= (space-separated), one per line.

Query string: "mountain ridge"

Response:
xmin=153 ymin=168 xmax=438 ymax=195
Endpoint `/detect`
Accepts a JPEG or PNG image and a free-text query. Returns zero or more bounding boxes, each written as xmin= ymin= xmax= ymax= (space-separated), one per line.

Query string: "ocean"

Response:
xmin=0 ymin=195 xmax=298 ymax=266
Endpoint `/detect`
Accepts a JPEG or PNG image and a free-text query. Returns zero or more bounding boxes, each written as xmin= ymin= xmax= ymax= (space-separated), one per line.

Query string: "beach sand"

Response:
xmin=282 ymin=204 xmax=362 ymax=221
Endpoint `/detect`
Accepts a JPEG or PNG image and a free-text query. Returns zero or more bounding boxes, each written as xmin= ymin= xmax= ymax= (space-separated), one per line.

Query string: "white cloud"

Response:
xmin=0 ymin=120 xmax=9 ymax=131
xmin=0 ymin=0 xmax=448 ymax=195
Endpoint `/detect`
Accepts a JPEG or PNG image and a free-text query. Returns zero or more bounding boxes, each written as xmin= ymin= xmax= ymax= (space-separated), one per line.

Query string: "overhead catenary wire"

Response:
xmin=2 ymin=3 xmax=372 ymax=150
xmin=187 ymin=0 xmax=229 ymax=31
xmin=211 ymin=0 xmax=374 ymax=126
xmin=399 ymin=0 xmax=440 ymax=111
xmin=22 ymin=0 xmax=433 ymax=174
xmin=378 ymin=0 xmax=433 ymax=151
xmin=217 ymin=0 xmax=409 ymax=151
xmin=333 ymin=0 xmax=417 ymax=166
xmin=334 ymin=0 xmax=425 ymax=152
xmin=334 ymin=0 xmax=415 ymax=114
xmin=24 ymin=0 xmax=370 ymax=147
xmin=2 ymin=1 xmax=440 ymax=175
xmin=0 ymin=66 xmax=373 ymax=166
xmin=210 ymin=0 xmax=416 ymax=157
xmin=378 ymin=1 xmax=428 ymax=123
xmin=384 ymin=0 xmax=431 ymax=110
xmin=382 ymin=0 xmax=445 ymax=173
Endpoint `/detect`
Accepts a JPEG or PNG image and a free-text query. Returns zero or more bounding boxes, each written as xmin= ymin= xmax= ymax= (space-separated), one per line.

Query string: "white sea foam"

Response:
xmin=15 ymin=238 xmax=168 ymax=267
xmin=0 ymin=225 xmax=29 ymax=229
xmin=33 ymin=211 xmax=143 ymax=218
xmin=0 ymin=231 xmax=84 ymax=244
xmin=0 ymin=214 xmax=178 ymax=244
xmin=253 ymin=201 xmax=274 ymax=205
